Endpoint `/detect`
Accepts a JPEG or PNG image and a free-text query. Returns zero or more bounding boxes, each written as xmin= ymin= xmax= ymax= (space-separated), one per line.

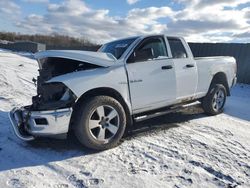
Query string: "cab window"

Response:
xmin=128 ymin=37 xmax=168 ymax=63
xmin=168 ymin=37 xmax=188 ymax=59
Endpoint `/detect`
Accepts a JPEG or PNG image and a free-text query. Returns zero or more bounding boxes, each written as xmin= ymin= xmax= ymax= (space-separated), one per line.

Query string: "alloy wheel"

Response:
xmin=88 ymin=105 xmax=120 ymax=143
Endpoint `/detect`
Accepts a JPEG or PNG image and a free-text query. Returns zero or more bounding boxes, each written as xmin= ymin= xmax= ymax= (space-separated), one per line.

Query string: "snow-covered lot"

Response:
xmin=0 ymin=50 xmax=249 ymax=188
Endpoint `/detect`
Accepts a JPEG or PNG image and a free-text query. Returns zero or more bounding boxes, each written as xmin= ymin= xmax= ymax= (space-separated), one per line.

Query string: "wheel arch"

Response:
xmin=209 ymin=72 xmax=230 ymax=96
xmin=69 ymin=87 xmax=133 ymax=130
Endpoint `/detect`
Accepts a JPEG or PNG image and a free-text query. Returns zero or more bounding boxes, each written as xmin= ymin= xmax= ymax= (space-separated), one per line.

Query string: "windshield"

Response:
xmin=99 ymin=37 xmax=138 ymax=59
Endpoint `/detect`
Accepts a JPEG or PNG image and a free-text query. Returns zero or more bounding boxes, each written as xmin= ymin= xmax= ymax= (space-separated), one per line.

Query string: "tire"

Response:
xmin=201 ymin=84 xmax=227 ymax=115
xmin=74 ymin=96 xmax=126 ymax=150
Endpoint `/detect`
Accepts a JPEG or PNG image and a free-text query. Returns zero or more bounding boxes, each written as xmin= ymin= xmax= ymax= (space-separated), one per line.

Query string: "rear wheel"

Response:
xmin=75 ymin=96 xmax=126 ymax=150
xmin=202 ymin=84 xmax=227 ymax=115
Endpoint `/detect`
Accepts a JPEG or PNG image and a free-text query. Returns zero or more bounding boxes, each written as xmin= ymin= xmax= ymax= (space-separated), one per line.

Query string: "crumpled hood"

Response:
xmin=35 ymin=50 xmax=117 ymax=67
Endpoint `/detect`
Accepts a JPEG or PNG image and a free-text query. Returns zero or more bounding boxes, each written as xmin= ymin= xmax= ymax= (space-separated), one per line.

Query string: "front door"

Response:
xmin=126 ymin=36 xmax=176 ymax=113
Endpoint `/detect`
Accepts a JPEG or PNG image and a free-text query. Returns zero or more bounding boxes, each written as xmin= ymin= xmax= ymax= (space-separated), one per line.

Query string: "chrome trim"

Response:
xmin=24 ymin=108 xmax=72 ymax=136
xmin=9 ymin=107 xmax=34 ymax=141
xmin=9 ymin=107 xmax=73 ymax=140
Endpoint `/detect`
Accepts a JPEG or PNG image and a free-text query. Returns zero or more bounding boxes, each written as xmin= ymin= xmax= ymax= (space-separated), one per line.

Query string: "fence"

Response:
xmin=189 ymin=43 xmax=250 ymax=84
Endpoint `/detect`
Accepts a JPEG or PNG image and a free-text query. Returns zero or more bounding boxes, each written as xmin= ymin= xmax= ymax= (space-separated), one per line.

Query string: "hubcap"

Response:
xmin=212 ymin=89 xmax=225 ymax=111
xmin=88 ymin=105 xmax=120 ymax=143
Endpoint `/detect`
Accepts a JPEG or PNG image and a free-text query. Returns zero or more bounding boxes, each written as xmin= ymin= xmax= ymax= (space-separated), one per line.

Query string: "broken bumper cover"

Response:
xmin=9 ymin=107 xmax=72 ymax=141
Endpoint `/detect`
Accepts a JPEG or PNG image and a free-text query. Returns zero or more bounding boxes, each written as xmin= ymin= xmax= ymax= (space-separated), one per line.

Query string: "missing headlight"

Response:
xmin=32 ymin=82 xmax=76 ymax=111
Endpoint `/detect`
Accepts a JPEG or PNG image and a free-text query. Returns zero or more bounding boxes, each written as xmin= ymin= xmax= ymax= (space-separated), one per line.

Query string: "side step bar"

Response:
xmin=134 ymin=101 xmax=200 ymax=122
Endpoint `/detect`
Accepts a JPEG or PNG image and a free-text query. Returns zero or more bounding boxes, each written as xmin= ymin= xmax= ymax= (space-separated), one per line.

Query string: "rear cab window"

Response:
xmin=167 ymin=37 xmax=188 ymax=59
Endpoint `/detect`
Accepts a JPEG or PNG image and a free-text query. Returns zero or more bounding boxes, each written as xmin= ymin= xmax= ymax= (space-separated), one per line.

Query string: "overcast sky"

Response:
xmin=0 ymin=0 xmax=250 ymax=43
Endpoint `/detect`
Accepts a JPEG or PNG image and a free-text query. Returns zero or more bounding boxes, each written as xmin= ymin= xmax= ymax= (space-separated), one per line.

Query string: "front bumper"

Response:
xmin=9 ymin=106 xmax=72 ymax=141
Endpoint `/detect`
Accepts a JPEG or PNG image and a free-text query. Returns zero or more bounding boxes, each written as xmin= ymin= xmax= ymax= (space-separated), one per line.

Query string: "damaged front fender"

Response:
xmin=32 ymin=82 xmax=77 ymax=111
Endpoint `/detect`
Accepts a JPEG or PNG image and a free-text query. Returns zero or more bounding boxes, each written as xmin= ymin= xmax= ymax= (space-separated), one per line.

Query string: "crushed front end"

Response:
xmin=9 ymin=82 xmax=76 ymax=140
xmin=9 ymin=57 xmax=81 ymax=141
xmin=9 ymin=106 xmax=73 ymax=141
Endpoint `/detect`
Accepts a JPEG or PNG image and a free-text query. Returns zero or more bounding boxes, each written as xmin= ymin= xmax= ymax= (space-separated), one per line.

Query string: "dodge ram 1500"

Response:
xmin=9 ymin=35 xmax=237 ymax=150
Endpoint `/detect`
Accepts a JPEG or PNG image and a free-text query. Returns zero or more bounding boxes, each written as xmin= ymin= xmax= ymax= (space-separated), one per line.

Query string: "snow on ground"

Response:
xmin=0 ymin=50 xmax=249 ymax=188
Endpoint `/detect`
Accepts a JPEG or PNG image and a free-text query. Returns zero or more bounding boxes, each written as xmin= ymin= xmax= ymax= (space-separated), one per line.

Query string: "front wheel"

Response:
xmin=201 ymin=84 xmax=227 ymax=115
xmin=74 ymin=96 xmax=126 ymax=150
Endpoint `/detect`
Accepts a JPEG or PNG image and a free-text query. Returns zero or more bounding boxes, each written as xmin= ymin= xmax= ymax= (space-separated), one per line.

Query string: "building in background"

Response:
xmin=0 ymin=41 xmax=46 ymax=53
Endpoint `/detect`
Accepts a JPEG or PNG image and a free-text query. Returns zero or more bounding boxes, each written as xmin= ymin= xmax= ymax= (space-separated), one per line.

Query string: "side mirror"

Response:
xmin=134 ymin=48 xmax=154 ymax=62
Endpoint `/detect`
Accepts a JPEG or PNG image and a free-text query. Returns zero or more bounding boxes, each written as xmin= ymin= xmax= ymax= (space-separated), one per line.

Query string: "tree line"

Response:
xmin=0 ymin=32 xmax=100 ymax=51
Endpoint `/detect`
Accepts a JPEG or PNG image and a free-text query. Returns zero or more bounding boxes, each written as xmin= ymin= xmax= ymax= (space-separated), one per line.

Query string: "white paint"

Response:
xmin=35 ymin=50 xmax=117 ymax=68
xmin=44 ymin=35 xmax=236 ymax=114
xmin=0 ymin=49 xmax=249 ymax=187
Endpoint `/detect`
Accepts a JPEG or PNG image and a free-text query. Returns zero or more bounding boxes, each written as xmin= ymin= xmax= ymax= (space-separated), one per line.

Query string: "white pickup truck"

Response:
xmin=9 ymin=35 xmax=237 ymax=150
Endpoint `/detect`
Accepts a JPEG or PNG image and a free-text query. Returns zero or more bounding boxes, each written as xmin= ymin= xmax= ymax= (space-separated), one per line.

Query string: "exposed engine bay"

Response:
xmin=31 ymin=57 xmax=100 ymax=111
xmin=9 ymin=55 xmax=105 ymax=140
xmin=38 ymin=57 xmax=100 ymax=82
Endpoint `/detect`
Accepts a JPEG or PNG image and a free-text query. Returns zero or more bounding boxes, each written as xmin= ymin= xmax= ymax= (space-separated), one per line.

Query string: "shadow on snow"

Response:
xmin=0 ymin=100 xmax=244 ymax=172
xmin=0 ymin=106 xmax=205 ymax=172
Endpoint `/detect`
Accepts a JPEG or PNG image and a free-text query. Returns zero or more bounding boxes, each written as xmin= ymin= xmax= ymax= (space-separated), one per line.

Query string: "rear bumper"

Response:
xmin=9 ymin=106 xmax=72 ymax=141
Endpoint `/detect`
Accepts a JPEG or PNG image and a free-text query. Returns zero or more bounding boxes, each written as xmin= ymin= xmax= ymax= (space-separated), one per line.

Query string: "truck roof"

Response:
xmin=103 ymin=34 xmax=183 ymax=45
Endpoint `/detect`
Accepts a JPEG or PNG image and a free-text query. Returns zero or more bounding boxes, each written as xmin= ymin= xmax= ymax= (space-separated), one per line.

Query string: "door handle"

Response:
xmin=186 ymin=64 xmax=195 ymax=68
xmin=162 ymin=65 xmax=173 ymax=70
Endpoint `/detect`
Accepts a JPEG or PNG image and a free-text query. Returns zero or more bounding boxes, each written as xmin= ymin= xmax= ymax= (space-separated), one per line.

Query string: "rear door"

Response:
xmin=126 ymin=36 xmax=176 ymax=113
xmin=167 ymin=37 xmax=198 ymax=100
